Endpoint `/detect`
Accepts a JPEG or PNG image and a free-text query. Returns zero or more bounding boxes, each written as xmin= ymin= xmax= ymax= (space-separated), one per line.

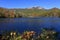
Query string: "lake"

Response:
xmin=0 ymin=17 xmax=60 ymax=33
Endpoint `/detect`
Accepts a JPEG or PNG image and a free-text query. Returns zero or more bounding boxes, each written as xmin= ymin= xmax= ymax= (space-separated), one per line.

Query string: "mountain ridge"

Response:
xmin=0 ymin=7 xmax=60 ymax=18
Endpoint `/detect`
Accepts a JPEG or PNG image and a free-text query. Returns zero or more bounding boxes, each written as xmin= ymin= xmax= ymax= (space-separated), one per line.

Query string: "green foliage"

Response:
xmin=39 ymin=28 xmax=57 ymax=40
xmin=0 ymin=7 xmax=60 ymax=18
xmin=0 ymin=28 xmax=59 ymax=40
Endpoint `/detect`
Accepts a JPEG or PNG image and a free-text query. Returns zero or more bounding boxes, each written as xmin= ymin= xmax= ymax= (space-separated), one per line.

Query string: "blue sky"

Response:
xmin=0 ymin=0 xmax=60 ymax=9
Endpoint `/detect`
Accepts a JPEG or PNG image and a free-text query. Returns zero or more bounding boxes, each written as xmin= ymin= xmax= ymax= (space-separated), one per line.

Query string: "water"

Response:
xmin=0 ymin=17 xmax=60 ymax=33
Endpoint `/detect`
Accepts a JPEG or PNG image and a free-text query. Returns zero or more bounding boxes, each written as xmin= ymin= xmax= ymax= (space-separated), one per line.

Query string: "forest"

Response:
xmin=0 ymin=7 xmax=60 ymax=18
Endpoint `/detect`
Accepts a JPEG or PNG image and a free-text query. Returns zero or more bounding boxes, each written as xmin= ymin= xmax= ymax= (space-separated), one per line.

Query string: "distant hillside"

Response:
xmin=0 ymin=7 xmax=60 ymax=18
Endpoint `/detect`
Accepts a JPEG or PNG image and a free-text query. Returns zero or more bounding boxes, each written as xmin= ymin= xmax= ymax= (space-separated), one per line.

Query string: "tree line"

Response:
xmin=0 ymin=7 xmax=60 ymax=18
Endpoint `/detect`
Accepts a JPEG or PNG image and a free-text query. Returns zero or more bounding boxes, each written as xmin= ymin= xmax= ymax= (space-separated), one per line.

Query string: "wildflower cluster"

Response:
xmin=0 ymin=28 xmax=58 ymax=40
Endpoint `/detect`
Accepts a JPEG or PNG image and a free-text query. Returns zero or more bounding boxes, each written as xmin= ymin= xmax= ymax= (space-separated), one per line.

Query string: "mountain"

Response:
xmin=27 ymin=6 xmax=44 ymax=9
xmin=0 ymin=7 xmax=60 ymax=18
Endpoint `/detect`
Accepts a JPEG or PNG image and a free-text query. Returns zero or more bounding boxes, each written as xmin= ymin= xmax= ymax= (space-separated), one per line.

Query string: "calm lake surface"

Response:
xmin=0 ymin=17 xmax=60 ymax=33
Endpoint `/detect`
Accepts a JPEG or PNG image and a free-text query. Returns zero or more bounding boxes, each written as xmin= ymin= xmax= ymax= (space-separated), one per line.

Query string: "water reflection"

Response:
xmin=0 ymin=17 xmax=60 ymax=33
